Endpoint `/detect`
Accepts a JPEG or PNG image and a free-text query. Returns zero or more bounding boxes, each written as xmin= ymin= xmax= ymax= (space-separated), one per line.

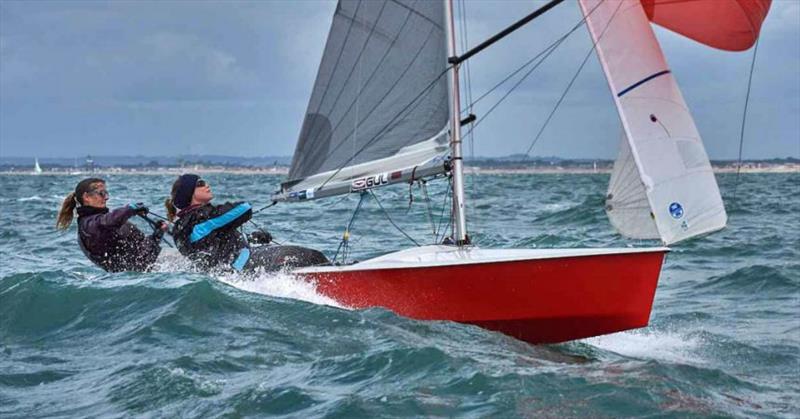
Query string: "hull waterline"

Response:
xmin=295 ymin=246 xmax=667 ymax=344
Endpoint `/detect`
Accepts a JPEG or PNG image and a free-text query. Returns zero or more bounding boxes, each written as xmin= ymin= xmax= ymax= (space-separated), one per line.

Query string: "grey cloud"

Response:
xmin=0 ymin=0 xmax=797 ymax=159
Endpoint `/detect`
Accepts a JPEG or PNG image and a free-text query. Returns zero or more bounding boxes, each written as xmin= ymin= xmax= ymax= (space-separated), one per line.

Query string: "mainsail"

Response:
xmin=275 ymin=0 xmax=450 ymax=202
xmin=580 ymin=0 xmax=729 ymax=245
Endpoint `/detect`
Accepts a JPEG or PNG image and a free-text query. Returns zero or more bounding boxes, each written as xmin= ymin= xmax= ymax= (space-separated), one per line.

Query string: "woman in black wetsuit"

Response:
xmin=165 ymin=174 xmax=327 ymax=273
xmin=56 ymin=177 xmax=167 ymax=272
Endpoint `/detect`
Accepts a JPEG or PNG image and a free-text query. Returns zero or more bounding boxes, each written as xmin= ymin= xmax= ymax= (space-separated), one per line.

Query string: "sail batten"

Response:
xmin=278 ymin=0 xmax=449 ymax=202
xmin=617 ymin=70 xmax=671 ymax=98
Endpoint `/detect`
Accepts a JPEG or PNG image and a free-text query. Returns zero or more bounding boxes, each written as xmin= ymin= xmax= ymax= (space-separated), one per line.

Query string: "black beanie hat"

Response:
xmin=74 ymin=177 xmax=105 ymax=205
xmin=173 ymin=174 xmax=200 ymax=210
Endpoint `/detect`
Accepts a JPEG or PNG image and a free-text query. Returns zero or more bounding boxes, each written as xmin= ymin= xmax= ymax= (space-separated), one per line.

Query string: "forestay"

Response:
xmin=275 ymin=0 xmax=450 ymax=202
xmin=579 ymin=0 xmax=727 ymax=245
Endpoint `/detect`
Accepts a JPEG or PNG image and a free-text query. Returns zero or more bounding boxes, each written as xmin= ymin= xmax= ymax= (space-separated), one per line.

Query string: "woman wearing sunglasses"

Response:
xmin=166 ymin=173 xmax=327 ymax=273
xmin=56 ymin=177 xmax=167 ymax=272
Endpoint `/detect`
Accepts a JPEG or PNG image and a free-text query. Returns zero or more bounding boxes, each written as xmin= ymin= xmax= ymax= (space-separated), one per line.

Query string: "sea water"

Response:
xmin=1 ymin=172 xmax=797 ymax=417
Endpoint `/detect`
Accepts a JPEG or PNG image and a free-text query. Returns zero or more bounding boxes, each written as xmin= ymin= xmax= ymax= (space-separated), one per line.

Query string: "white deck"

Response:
xmin=296 ymin=245 xmax=669 ymax=273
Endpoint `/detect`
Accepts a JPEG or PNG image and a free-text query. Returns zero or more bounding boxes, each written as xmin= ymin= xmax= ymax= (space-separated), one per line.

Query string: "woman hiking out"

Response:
xmin=166 ymin=174 xmax=327 ymax=273
xmin=56 ymin=177 xmax=167 ymax=272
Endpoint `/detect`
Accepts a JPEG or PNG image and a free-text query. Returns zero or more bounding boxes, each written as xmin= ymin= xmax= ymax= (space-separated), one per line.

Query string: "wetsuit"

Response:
xmin=76 ymin=206 xmax=163 ymax=272
xmin=172 ymin=201 xmax=328 ymax=272
xmin=172 ymin=202 xmax=253 ymax=271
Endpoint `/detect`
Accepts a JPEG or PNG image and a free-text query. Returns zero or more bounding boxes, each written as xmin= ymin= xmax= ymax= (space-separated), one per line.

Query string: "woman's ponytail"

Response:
xmin=56 ymin=192 xmax=77 ymax=230
xmin=165 ymin=176 xmax=183 ymax=222
xmin=165 ymin=198 xmax=177 ymax=222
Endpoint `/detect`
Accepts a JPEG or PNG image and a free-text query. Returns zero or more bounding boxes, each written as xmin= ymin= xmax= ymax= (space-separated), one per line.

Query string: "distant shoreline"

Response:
xmin=1 ymin=164 xmax=797 ymax=176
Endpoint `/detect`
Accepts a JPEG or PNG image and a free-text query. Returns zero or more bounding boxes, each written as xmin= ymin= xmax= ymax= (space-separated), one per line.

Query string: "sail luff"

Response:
xmin=579 ymin=0 xmax=727 ymax=245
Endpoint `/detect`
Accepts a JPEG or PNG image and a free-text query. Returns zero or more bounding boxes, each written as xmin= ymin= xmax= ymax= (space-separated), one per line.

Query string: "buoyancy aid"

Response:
xmin=171 ymin=202 xmax=253 ymax=271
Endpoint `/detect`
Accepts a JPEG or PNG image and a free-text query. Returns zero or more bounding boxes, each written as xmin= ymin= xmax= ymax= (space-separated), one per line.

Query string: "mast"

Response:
xmin=444 ymin=0 xmax=469 ymax=245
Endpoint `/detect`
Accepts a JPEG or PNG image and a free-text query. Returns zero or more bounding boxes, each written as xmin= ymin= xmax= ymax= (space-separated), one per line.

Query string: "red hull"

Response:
xmin=299 ymin=250 xmax=666 ymax=344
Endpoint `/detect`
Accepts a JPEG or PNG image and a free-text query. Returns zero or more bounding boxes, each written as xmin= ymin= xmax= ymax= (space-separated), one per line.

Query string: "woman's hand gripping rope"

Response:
xmin=137 ymin=211 xmax=175 ymax=248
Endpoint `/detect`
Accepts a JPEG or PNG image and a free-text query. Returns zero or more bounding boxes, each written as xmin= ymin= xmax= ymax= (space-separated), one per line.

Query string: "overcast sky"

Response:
xmin=1 ymin=0 xmax=798 ymax=159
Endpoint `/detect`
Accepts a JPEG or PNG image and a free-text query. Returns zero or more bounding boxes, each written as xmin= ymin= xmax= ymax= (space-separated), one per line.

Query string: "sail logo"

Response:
xmin=668 ymin=202 xmax=684 ymax=219
xmin=351 ymin=173 xmax=389 ymax=191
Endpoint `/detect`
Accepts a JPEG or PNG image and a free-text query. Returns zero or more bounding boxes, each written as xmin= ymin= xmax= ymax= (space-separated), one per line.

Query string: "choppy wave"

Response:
xmin=1 ymin=172 xmax=798 ymax=417
xmin=696 ymin=264 xmax=799 ymax=294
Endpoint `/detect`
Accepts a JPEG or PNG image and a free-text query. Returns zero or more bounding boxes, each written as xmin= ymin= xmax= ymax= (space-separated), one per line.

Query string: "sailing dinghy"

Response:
xmin=270 ymin=0 xmax=770 ymax=344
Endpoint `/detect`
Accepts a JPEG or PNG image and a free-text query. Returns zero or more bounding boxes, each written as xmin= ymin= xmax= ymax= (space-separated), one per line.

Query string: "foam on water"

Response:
xmin=215 ymin=270 xmax=343 ymax=309
xmin=152 ymin=249 xmax=342 ymax=308
xmin=583 ymin=329 xmax=703 ymax=364
xmin=17 ymin=195 xmax=43 ymax=202
xmin=152 ymin=249 xmax=198 ymax=273
xmin=540 ymin=202 xmax=572 ymax=212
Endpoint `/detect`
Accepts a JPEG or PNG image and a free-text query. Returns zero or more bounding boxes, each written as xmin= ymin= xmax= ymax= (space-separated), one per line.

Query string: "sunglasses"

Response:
xmin=196 ymin=179 xmax=208 ymax=188
xmin=89 ymin=189 xmax=109 ymax=198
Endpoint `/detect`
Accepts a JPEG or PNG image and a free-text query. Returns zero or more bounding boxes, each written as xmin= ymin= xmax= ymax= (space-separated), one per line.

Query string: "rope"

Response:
xmin=524 ymin=0 xmax=624 ymax=157
xmin=277 ymin=193 xmax=352 ymax=247
xmin=332 ymin=191 xmax=368 ymax=263
xmin=137 ymin=214 xmax=174 ymax=248
xmin=147 ymin=211 xmax=171 ymax=223
xmin=420 ymin=181 xmax=437 ymax=240
xmin=734 ymin=37 xmax=761 ymax=200
xmin=253 ymin=201 xmax=278 ymax=214
xmin=248 ymin=219 xmax=282 ymax=245
xmin=369 ymin=190 xmax=420 ymax=246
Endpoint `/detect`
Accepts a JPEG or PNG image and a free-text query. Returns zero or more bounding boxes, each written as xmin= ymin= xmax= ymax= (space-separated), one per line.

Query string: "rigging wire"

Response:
xmin=435 ymin=176 xmax=453 ymax=243
xmin=460 ymin=0 xmax=606 ymax=122
xmin=733 ymin=37 xmax=761 ymax=200
xmin=369 ymin=190 xmax=421 ymax=246
xmin=525 ymin=47 xmax=593 ymax=156
xmin=278 ymin=193 xmax=354 ymax=246
xmin=466 ymin=37 xmax=565 ymax=134
xmin=524 ymin=0 xmax=624 ymax=157
xmin=439 ymin=205 xmax=454 ymax=244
